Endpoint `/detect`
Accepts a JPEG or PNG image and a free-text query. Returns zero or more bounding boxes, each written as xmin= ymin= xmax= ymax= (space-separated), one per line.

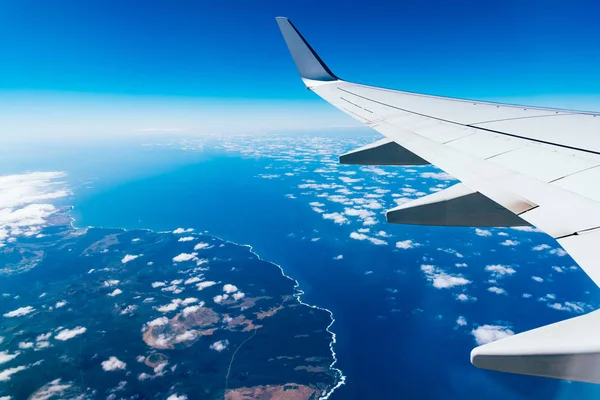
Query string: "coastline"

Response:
xmin=67 ymin=210 xmax=345 ymax=399
xmin=238 ymin=242 xmax=346 ymax=400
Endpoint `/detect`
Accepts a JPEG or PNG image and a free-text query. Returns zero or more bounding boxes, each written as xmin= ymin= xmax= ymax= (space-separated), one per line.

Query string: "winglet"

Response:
xmin=275 ymin=17 xmax=339 ymax=82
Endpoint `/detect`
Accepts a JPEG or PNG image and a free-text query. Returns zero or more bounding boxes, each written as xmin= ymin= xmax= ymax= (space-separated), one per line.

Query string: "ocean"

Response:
xmin=5 ymin=131 xmax=600 ymax=399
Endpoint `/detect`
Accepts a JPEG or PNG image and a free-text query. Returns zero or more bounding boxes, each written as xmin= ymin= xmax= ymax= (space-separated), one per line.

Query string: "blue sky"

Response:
xmin=2 ymin=0 xmax=600 ymax=137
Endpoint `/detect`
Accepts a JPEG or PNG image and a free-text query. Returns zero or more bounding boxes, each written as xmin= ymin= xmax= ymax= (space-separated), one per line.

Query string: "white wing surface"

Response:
xmin=276 ymin=16 xmax=600 ymax=384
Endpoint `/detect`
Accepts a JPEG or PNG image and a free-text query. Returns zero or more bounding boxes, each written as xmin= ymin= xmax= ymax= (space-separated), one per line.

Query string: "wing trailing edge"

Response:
xmin=340 ymin=138 xmax=430 ymax=166
xmin=472 ymin=309 xmax=600 ymax=383
xmin=386 ymin=183 xmax=530 ymax=227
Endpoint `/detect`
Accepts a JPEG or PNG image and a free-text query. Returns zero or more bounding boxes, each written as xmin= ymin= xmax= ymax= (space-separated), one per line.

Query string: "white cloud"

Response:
xmin=471 ymin=325 xmax=514 ymax=345
xmin=333 ymin=254 xmax=343 ymax=260
xmin=538 ymin=293 xmax=556 ymax=302
xmin=18 ymin=342 xmax=33 ymax=349
xmin=350 ymin=232 xmax=387 ymax=246
xmin=147 ymin=317 xmax=169 ymax=327
xmin=152 ymin=281 xmax=166 ymax=288
xmin=173 ymin=252 xmax=197 ymax=263
xmin=213 ymin=294 xmax=229 ymax=304
xmin=102 ymin=356 xmax=126 ymax=371
xmin=511 ymin=226 xmax=542 ymax=233
xmin=157 ymin=300 xmax=182 ymax=313
xmin=475 ymin=228 xmax=492 ymax=237
xmin=0 ymin=351 xmax=20 ymax=365
xmin=121 ymin=254 xmax=140 ymax=264
xmin=532 ymin=276 xmax=544 ymax=283
xmin=181 ymin=297 xmax=198 ymax=306
xmin=233 ymin=292 xmax=245 ymax=301
xmin=178 ymin=236 xmax=195 ymax=242
xmin=35 ymin=341 xmax=51 ymax=350
xmin=456 ymin=293 xmax=477 ymax=302
xmin=456 ymin=316 xmax=467 ymax=326
xmin=420 ymin=172 xmax=453 ymax=180
xmin=29 ymin=379 xmax=72 ymax=399
xmin=209 ymin=340 xmax=229 ymax=352
xmin=0 ymin=365 xmax=28 ymax=382
xmin=182 ymin=306 xmax=200 ymax=317
xmin=339 ymin=176 xmax=362 ymax=184
xmin=500 ymin=240 xmax=519 ymax=246
xmin=108 ymin=289 xmax=123 ymax=297
xmin=362 ymin=216 xmax=377 ymax=226
xmin=120 ymin=305 xmax=138 ymax=315
xmin=0 ymin=172 xmax=70 ymax=244
xmin=167 ymin=394 xmax=188 ymax=400
xmin=103 ymin=280 xmax=120 ymax=287
xmin=223 ymin=284 xmax=238 ymax=294
xmin=533 ymin=244 xmax=551 ymax=251
xmin=485 ymin=264 xmax=516 ymax=278
xmin=0 ymin=172 xmax=69 ymax=209
xmin=522 ymin=293 xmax=532 ymax=298
xmin=549 ymin=248 xmax=567 ymax=257
xmin=393 ymin=197 xmax=411 ymax=206
xmin=173 ymin=228 xmax=194 ymax=234
xmin=55 ymin=300 xmax=67 ymax=308
xmin=184 ymin=277 xmax=201 ymax=285
xmin=322 ymin=212 xmax=349 ymax=225
xmin=395 ymin=240 xmax=417 ymax=249
xmin=437 ymin=248 xmax=464 ymax=258
xmin=197 ymin=281 xmax=216 ymax=290
xmin=362 ymin=200 xmax=383 ymax=210
xmin=344 ymin=208 xmax=375 ymax=220
xmin=549 ymin=301 xmax=586 ymax=313
xmin=3 ymin=306 xmax=35 ymax=317
xmin=487 ymin=286 xmax=507 ymax=295
xmin=421 ymin=265 xmax=470 ymax=289
xmin=0 ymin=204 xmax=57 ymax=231
xmin=55 ymin=326 xmax=87 ymax=341
xmin=193 ymin=242 xmax=210 ymax=250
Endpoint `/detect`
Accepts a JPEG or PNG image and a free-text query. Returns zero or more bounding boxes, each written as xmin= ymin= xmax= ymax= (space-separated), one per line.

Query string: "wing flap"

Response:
xmin=386 ymin=183 xmax=531 ymax=227
xmin=471 ymin=309 xmax=600 ymax=383
xmin=340 ymin=138 xmax=429 ymax=166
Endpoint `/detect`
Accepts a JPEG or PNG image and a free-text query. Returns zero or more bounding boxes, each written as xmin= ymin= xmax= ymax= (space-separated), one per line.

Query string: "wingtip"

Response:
xmin=275 ymin=16 xmax=338 ymax=82
xmin=469 ymin=346 xmax=481 ymax=367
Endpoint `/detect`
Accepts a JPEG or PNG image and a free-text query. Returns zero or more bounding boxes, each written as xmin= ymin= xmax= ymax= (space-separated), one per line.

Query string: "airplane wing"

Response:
xmin=276 ymin=17 xmax=600 ymax=384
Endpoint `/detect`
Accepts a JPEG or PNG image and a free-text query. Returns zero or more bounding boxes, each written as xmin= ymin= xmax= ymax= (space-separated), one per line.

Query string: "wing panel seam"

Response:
xmin=337 ymin=87 xmax=600 ymax=157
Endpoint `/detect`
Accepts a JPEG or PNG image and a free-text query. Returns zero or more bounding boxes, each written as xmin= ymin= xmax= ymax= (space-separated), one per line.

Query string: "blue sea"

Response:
xmin=4 ymin=130 xmax=600 ymax=399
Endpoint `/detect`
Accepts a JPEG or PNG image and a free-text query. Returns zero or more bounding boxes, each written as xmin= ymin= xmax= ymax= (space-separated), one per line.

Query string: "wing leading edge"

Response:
xmin=276 ymin=17 xmax=600 ymax=384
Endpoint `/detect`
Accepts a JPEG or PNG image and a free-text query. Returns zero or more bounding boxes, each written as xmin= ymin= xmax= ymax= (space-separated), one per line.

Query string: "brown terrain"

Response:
xmin=225 ymin=383 xmax=324 ymax=400
xmin=142 ymin=306 xmax=220 ymax=349
xmin=256 ymin=305 xmax=283 ymax=320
